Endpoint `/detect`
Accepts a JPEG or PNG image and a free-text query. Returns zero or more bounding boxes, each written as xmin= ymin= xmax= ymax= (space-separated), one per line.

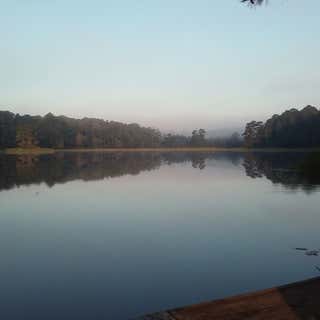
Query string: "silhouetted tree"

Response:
xmin=243 ymin=121 xmax=264 ymax=147
xmin=243 ymin=106 xmax=320 ymax=148
xmin=190 ymin=129 xmax=207 ymax=147
xmin=0 ymin=111 xmax=16 ymax=148
xmin=241 ymin=0 xmax=265 ymax=5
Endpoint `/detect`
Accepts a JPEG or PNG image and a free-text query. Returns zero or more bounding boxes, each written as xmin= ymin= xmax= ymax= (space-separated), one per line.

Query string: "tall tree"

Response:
xmin=242 ymin=121 xmax=264 ymax=147
xmin=190 ymin=129 xmax=207 ymax=147
xmin=0 ymin=111 xmax=16 ymax=148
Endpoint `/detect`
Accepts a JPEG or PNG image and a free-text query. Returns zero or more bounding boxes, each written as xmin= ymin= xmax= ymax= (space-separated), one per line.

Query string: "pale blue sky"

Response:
xmin=1 ymin=0 xmax=320 ymax=132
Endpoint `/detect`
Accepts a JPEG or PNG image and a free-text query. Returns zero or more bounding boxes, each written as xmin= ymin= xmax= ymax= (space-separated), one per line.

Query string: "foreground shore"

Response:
xmin=3 ymin=147 xmax=320 ymax=155
xmin=137 ymin=276 xmax=320 ymax=320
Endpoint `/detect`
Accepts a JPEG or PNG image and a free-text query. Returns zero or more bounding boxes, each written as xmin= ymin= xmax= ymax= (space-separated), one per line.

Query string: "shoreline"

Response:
xmin=137 ymin=276 xmax=320 ymax=320
xmin=3 ymin=148 xmax=56 ymax=155
xmin=2 ymin=147 xmax=320 ymax=155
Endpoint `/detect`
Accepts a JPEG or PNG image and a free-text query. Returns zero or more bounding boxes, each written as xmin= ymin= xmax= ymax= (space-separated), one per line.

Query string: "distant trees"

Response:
xmin=0 ymin=110 xmax=246 ymax=149
xmin=16 ymin=126 xmax=38 ymax=148
xmin=228 ymin=132 xmax=243 ymax=147
xmin=190 ymin=129 xmax=207 ymax=147
xmin=5 ymin=106 xmax=320 ymax=150
xmin=0 ymin=111 xmax=162 ymax=149
xmin=36 ymin=113 xmax=68 ymax=148
xmin=243 ymin=121 xmax=264 ymax=147
xmin=162 ymin=129 xmax=208 ymax=148
xmin=162 ymin=134 xmax=189 ymax=147
xmin=161 ymin=130 xmax=243 ymax=148
xmin=0 ymin=111 xmax=16 ymax=148
xmin=210 ymin=132 xmax=243 ymax=148
xmin=243 ymin=106 xmax=320 ymax=148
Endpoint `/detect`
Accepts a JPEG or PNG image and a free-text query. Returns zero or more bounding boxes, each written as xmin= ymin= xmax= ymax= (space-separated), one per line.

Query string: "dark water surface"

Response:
xmin=1 ymin=151 xmax=320 ymax=319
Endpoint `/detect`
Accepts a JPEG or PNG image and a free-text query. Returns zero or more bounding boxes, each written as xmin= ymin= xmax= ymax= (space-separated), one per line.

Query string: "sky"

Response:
xmin=1 ymin=0 xmax=320 ymax=133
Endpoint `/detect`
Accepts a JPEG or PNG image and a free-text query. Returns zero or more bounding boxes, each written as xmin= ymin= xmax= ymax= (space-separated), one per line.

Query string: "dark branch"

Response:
xmin=241 ymin=0 xmax=265 ymax=5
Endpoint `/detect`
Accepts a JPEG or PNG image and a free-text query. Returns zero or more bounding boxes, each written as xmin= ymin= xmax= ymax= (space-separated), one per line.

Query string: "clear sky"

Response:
xmin=1 ymin=0 xmax=320 ymax=132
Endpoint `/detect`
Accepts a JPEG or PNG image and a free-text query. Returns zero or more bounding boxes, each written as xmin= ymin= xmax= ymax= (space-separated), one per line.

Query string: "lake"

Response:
xmin=1 ymin=151 xmax=320 ymax=319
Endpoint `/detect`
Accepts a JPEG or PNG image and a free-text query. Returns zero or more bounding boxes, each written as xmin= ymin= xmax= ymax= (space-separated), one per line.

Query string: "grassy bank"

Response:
xmin=52 ymin=147 xmax=320 ymax=153
xmin=4 ymin=148 xmax=55 ymax=155
xmin=3 ymin=147 xmax=320 ymax=155
xmin=57 ymin=147 xmax=247 ymax=152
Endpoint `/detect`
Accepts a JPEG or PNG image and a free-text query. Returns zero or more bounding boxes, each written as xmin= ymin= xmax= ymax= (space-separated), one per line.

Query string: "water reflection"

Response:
xmin=1 ymin=150 xmax=320 ymax=320
xmin=0 ymin=151 xmax=320 ymax=193
xmin=0 ymin=152 xmax=233 ymax=191
xmin=243 ymin=152 xmax=320 ymax=192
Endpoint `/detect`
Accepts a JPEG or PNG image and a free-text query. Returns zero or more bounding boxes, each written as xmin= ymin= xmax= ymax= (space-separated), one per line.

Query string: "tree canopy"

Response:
xmin=241 ymin=0 xmax=265 ymax=5
xmin=243 ymin=106 xmax=320 ymax=148
xmin=0 ymin=111 xmax=162 ymax=149
xmin=0 ymin=110 xmax=245 ymax=149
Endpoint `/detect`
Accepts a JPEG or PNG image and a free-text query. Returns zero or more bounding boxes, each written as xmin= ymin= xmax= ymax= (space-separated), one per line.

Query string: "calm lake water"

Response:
xmin=1 ymin=151 xmax=320 ymax=319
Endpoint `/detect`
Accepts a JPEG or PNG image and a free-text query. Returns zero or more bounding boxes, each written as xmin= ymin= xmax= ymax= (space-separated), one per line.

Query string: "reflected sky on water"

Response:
xmin=0 ymin=151 xmax=320 ymax=319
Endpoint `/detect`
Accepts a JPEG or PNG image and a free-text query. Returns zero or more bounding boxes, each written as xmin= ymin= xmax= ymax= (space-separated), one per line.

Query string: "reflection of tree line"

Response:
xmin=0 ymin=152 xmax=242 ymax=191
xmin=0 ymin=152 xmax=162 ymax=191
xmin=243 ymin=152 xmax=320 ymax=192
xmin=0 ymin=152 xmax=320 ymax=192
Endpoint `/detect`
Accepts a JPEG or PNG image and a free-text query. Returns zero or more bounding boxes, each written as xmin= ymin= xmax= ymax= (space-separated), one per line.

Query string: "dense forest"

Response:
xmin=0 ymin=111 xmax=242 ymax=149
xmin=1 ymin=105 xmax=320 ymax=149
xmin=0 ymin=111 xmax=163 ymax=149
xmin=243 ymin=106 xmax=320 ymax=148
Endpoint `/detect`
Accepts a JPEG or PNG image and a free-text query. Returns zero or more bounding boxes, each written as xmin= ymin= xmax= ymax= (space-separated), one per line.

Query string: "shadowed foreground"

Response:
xmin=137 ymin=277 xmax=320 ymax=320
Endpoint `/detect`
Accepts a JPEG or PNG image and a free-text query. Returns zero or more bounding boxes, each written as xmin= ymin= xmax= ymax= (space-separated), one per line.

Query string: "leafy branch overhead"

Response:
xmin=241 ymin=0 xmax=265 ymax=5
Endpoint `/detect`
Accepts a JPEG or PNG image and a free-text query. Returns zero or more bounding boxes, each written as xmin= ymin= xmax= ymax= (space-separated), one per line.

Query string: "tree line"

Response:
xmin=0 ymin=111 xmax=242 ymax=149
xmin=0 ymin=111 xmax=162 ymax=149
xmin=243 ymin=106 xmax=320 ymax=148
xmin=2 ymin=105 xmax=319 ymax=150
